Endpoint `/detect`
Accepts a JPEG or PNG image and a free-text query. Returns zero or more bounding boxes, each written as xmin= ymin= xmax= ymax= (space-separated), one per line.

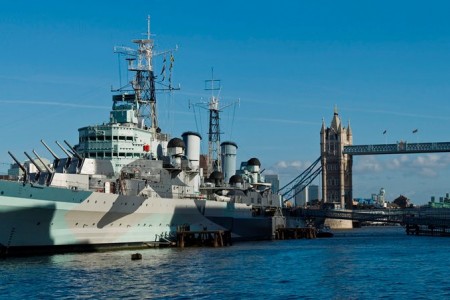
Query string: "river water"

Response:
xmin=1 ymin=226 xmax=449 ymax=299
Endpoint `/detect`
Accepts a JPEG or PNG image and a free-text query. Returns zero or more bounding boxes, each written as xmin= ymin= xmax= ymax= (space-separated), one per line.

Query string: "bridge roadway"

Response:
xmin=291 ymin=207 xmax=450 ymax=227
xmin=343 ymin=141 xmax=450 ymax=155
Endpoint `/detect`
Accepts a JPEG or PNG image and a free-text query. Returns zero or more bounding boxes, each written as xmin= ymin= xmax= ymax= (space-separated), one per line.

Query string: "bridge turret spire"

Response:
xmin=330 ymin=105 xmax=341 ymax=133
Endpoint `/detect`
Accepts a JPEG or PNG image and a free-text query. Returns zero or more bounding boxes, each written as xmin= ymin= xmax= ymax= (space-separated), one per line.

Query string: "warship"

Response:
xmin=0 ymin=20 xmax=301 ymax=256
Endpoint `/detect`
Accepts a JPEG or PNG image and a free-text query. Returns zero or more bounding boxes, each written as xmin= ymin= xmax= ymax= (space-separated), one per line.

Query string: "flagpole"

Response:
xmin=412 ymin=129 xmax=418 ymax=143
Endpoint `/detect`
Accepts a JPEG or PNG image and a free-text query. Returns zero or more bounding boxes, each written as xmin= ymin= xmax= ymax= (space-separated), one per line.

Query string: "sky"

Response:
xmin=1 ymin=0 xmax=450 ymax=204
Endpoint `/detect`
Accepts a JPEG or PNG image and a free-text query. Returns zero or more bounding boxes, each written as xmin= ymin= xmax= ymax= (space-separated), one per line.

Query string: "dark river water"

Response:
xmin=1 ymin=226 xmax=449 ymax=299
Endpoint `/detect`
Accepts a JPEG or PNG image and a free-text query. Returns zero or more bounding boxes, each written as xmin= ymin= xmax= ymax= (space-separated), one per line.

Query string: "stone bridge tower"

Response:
xmin=320 ymin=107 xmax=353 ymax=208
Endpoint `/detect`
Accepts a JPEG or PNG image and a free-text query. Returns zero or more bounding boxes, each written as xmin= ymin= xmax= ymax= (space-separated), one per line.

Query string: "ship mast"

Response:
xmin=205 ymin=70 xmax=222 ymax=174
xmin=113 ymin=16 xmax=175 ymax=130
xmin=132 ymin=16 xmax=157 ymax=129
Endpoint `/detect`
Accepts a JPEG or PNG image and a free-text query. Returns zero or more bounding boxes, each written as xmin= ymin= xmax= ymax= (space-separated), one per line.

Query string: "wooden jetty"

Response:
xmin=274 ymin=227 xmax=317 ymax=240
xmin=405 ymin=224 xmax=450 ymax=237
xmin=176 ymin=230 xmax=232 ymax=248
xmin=404 ymin=208 xmax=450 ymax=237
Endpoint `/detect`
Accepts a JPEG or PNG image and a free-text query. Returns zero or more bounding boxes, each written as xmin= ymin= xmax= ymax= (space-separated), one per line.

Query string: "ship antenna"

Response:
xmin=112 ymin=17 xmax=179 ymax=133
xmin=147 ymin=15 xmax=151 ymax=40
xmin=205 ymin=68 xmax=222 ymax=174
xmin=191 ymin=69 xmax=239 ymax=176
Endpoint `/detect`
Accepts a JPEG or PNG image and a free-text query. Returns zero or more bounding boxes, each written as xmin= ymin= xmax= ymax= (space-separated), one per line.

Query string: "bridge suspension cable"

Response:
xmin=277 ymin=156 xmax=322 ymax=201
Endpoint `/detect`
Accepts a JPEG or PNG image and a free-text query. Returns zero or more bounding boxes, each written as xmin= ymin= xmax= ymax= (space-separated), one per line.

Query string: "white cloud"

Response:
xmin=353 ymin=156 xmax=382 ymax=173
xmin=274 ymin=160 xmax=305 ymax=169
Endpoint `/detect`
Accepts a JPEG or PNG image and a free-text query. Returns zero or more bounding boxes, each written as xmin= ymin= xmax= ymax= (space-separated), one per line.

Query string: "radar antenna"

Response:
xmin=112 ymin=16 xmax=178 ymax=130
xmin=193 ymin=69 xmax=239 ymax=175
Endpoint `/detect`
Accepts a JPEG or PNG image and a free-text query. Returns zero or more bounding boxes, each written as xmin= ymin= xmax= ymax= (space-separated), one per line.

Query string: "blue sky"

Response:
xmin=1 ymin=1 xmax=450 ymax=204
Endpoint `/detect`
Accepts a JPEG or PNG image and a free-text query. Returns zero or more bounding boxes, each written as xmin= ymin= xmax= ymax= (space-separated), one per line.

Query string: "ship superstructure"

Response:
xmin=0 ymin=19 xmax=296 ymax=256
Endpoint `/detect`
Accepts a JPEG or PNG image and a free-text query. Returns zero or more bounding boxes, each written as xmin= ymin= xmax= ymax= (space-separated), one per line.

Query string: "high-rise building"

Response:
xmin=294 ymin=184 xmax=308 ymax=207
xmin=308 ymin=184 xmax=319 ymax=202
xmin=264 ymin=174 xmax=279 ymax=194
xmin=293 ymin=184 xmax=320 ymax=206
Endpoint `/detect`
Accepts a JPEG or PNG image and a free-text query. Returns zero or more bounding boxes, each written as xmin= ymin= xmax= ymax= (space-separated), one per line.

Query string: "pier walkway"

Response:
xmin=291 ymin=207 xmax=450 ymax=228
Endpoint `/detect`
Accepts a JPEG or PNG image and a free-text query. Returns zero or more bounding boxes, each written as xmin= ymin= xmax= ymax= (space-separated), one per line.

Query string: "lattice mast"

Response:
xmin=205 ymin=72 xmax=222 ymax=174
xmin=113 ymin=16 xmax=177 ymax=130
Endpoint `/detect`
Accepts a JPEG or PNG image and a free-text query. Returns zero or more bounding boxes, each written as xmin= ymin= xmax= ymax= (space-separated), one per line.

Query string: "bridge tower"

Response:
xmin=320 ymin=107 xmax=353 ymax=208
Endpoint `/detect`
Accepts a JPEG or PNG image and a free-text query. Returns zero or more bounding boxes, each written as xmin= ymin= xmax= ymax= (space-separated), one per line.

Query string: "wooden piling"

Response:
xmin=275 ymin=227 xmax=317 ymax=240
xmin=176 ymin=230 xmax=232 ymax=248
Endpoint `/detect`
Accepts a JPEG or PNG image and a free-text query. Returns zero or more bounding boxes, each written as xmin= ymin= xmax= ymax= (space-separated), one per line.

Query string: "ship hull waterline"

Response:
xmin=0 ymin=180 xmax=277 ymax=256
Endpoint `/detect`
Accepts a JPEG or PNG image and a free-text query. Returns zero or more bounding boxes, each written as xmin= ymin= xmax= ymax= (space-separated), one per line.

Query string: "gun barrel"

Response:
xmin=8 ymin=151 xmax=27 ymax=175
xmin=64 ymin=140 xmax=82 ymax=160
xmin=24 ymin=151 xmax=44 ymax=173
xmin=41 ymin=140 xmax=60 ymax=160
xmin=32 ymin=149 xmax=53 ymax=174
xmin=55 ymin=141 xmax=71 ymax=158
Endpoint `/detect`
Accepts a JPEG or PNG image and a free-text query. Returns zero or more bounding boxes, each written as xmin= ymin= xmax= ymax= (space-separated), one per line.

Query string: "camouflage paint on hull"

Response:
xmin=0 ymin=180 xmax=275 ymax=255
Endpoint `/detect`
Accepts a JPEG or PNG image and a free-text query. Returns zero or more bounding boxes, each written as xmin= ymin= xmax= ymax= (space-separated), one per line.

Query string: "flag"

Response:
xmin=383 ymin=130 xmax=387 ymax=134
xmin=169 ymin=54 xmax=174 ymax=70
xmin=160 ymin=55 xmax=166 ymax=81
xmin=413 ymin=129 xmax=418 ymax=133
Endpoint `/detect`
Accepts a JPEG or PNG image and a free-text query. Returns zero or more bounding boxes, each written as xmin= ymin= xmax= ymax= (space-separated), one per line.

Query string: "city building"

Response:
xmin=293 ymin=184 xmax=320 ymax=207
xmin=264 ymin=174 xmax=280 ymax=194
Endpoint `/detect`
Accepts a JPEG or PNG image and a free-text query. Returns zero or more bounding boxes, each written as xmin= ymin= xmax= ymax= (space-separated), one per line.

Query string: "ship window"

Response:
xmin=89 ymin=136 xmax=96 ymax=141
xmin=119 ymin=153 xmax=125 ymax=157
xmin=127 ymin=153 xmax=132 ymax=157
xmin=106 ymin=136 xmax=112 ymax=141
xmin=126 ymin=136 xmax=133 ymax=141
xmin=119 ymin=136 xmax=126 ymax=141
xmin=97 ymin=152 xmax=104 ymax=158
xmin=98 ymin=136 xmax=105 ymax=141
xmin=105 ymin=153 xmax=111 ymax=157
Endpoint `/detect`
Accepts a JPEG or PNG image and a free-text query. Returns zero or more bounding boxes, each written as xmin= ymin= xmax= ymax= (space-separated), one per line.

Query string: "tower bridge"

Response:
xmin=343 ymin=141 xmax=450 ymax=155
xmin=319 ymin=107 xmax=450 ymax=209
